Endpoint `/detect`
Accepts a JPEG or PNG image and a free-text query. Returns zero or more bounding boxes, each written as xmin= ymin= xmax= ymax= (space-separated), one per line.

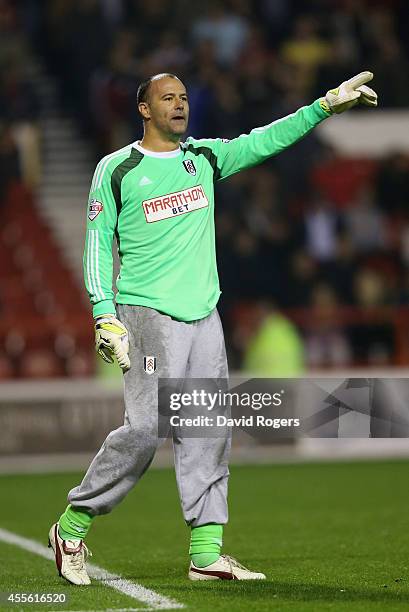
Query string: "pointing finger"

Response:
xmin=347 ymin=71 xmax=373 ymax=90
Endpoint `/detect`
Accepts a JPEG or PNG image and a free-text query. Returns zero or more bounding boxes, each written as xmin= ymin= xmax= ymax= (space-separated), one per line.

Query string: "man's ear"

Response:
xmin=138 ymin=102 xmax=150 ymax=120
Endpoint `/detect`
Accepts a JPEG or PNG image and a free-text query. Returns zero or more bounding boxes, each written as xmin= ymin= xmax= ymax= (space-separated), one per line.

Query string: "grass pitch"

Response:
xmin=1 ymin=460 xmax=409 ymax=611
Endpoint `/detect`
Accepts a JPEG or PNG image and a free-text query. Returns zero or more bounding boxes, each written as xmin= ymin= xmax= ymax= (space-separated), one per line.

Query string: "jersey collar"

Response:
xmin=133 ymin=141 xmax=182 ymax=158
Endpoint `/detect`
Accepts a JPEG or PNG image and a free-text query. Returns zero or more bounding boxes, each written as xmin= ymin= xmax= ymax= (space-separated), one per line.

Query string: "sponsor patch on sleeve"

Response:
xmin=88 ymin=199 xmax=103 ymax=221
xmin=143 ymin=185 xmax=209 ymax=223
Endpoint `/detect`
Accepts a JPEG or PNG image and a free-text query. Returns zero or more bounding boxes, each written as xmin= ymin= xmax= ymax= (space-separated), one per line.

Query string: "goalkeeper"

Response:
xmin=48 ymin=71 xmax=377 ymax=584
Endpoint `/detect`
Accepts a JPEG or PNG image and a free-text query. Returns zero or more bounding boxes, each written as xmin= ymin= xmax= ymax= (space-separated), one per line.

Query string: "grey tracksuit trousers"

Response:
xmin=68 ymin=305 xmax=230 ymax=527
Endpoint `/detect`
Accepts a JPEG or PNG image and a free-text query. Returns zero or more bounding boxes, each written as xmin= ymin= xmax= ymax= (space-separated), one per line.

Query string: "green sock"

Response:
xmin=190 ymin=524 xmax=223 ymax=568
xmin=58 ymin=505 xmax=93 ymax=540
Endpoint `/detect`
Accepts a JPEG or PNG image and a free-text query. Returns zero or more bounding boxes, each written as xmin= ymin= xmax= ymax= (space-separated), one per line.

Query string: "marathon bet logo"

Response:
xmin=144 ymin=356 xmax=157 ymax=374
xmin=143 ymin=185 xmax=209 ymax=223
xmin=88 ymin=199 xmax=103 ymax=221
xmin=183 ymin=159 xmax=197 ymax=175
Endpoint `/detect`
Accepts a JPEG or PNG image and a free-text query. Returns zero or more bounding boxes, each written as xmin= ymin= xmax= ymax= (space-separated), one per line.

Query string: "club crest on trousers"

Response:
xmin=144 ymin=356 xmax=157 ymax=374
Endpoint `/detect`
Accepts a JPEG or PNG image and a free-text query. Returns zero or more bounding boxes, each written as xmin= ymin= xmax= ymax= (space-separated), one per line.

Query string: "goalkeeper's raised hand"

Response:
xmin=95 ymin=314 xmax=130 ymax=372
xmin=321 ymin=71 xmax=378 ymax=114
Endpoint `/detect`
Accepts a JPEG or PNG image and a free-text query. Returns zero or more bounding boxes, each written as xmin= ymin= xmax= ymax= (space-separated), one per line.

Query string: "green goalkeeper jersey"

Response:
xmin=84 ymin=99 xmax=328 ymax=321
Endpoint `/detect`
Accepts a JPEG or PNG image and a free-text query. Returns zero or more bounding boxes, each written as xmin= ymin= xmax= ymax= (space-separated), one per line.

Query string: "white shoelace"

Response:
xmin=68 ymin=543 xmax=92 ymax=571
xmin=222 ymin=555 xmax=249 ymax=572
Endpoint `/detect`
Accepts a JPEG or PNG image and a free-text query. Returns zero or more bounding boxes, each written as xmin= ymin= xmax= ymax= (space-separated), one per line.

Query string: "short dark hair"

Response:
xmin=137 ymin=73 xmax=180 ymax=106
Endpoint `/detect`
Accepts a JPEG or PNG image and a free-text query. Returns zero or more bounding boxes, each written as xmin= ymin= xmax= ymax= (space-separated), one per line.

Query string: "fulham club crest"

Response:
xmin=183 ymin=159 xmax=197 ymax=176
xmin=144 ymin=356 xmax=157 ymax=375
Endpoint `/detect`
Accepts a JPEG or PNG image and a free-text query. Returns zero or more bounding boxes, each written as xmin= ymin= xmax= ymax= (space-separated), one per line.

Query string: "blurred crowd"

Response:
xmin=31 ymin=0 xmax=409 ymax=151
xmin=217 ymin=153 xmax=409 ymax=368
xmin=2 ymin=0 xmax=409 ymax=372
xmin=0 ymin=0 xmax=42 ymax=193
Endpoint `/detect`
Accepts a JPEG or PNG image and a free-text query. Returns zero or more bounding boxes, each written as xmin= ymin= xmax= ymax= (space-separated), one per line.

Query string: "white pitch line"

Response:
xmin=0 ymin=528 xmax=184 ymax=610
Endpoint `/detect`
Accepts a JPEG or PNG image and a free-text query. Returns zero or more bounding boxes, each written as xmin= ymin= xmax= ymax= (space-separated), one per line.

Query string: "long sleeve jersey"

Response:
xmin=84 ymin=99 xmax=329 ymax=321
